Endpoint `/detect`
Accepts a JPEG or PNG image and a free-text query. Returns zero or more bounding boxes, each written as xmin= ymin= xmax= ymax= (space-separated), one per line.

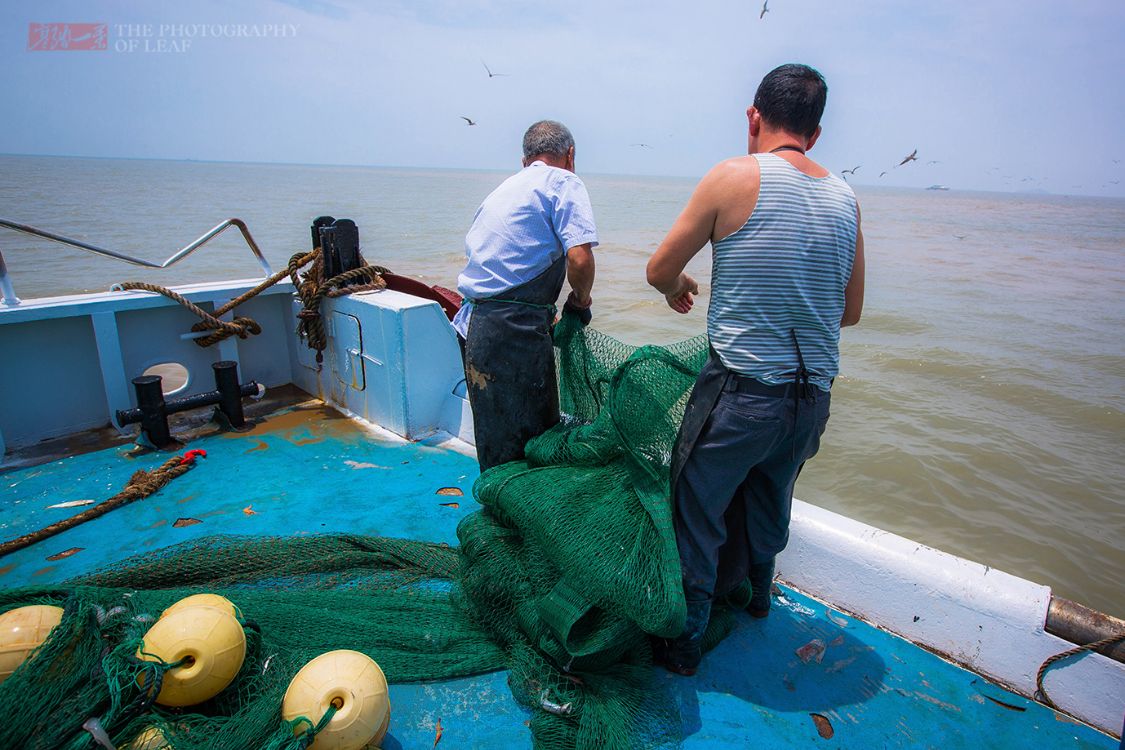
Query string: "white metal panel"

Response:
xmin=778 ymin=500 xmax=1125 ymax=734
xmin=0 ymin=280 xmax=300 ymax=452
xmin=0 ymin=315 xmax=108 ymax=447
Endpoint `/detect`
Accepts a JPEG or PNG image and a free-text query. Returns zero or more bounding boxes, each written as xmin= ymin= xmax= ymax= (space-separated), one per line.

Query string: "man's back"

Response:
xmin=453 ymin=161 xmax=597 ymax=338
xmin=708 ymin=152 xmax=858 ymax=389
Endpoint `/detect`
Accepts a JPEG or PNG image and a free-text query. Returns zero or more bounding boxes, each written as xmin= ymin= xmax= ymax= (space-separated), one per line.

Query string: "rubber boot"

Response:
xmin=655 ymin=600 xmax=711 ymax=676
xmin=747 ymin=559 xmax=775 ymax=619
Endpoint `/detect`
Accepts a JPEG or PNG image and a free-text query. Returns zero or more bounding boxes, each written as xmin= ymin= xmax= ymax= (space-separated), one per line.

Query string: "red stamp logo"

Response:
xmin=28 ymin=23 xmax=108 ymax=51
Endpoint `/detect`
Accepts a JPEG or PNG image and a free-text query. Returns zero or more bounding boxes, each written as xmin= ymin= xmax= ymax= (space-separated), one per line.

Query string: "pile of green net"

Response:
xmin=0 ymin=316 xmax=748 ymax=750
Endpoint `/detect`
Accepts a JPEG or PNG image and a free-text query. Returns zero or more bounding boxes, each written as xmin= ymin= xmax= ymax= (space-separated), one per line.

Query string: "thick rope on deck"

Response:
xmin=0 ymin=452 xmax=203 ymax=559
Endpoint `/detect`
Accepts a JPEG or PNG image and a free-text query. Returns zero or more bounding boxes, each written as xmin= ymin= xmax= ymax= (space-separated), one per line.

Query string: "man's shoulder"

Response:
xmin=539 ymin=164 xmax=587 ymax=192
xmin=711 ymin=155 xmax=759 ymax=178
xmin=696 ymin=156 xmax=759 ymax=203
xmin=700 ymin=156 xmax=759 ymax=188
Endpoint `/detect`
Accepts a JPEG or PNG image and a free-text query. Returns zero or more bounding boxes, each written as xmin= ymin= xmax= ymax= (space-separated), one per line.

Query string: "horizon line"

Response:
xmin=0 ymin=150 xmax=1119 ymax=199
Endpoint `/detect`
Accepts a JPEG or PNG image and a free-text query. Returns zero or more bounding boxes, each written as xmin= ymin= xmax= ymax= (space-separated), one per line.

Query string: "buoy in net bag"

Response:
xmin=281 ymin=649 xmax=390 ymax=750
xmin=161 ymin=593 xmax=239 ymax=620
xmin=125 ymin=725 xmax=172 ymax=749
xmin=138 ymin=606 xmax=246 ymax=707
xmin=0 ymin=605 xmax=65 ymax=685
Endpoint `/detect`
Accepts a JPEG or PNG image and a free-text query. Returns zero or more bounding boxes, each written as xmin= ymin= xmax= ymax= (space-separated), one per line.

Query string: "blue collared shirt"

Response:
xmin=453 ymin=161 xmax=598 ymax=336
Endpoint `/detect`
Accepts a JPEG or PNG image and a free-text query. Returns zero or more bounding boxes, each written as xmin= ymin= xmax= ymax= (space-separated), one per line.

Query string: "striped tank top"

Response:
xmin=707 ymin=152 xmax=858 ymax=390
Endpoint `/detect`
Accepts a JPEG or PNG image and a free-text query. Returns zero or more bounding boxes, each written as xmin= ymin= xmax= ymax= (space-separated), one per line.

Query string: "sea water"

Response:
xmin=1 ymin=154 xmax=1122 ymax=617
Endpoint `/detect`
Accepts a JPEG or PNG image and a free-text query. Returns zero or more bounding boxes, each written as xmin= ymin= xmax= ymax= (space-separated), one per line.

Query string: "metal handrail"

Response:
xmin=0 ymin=217 xmax=274 ymax=306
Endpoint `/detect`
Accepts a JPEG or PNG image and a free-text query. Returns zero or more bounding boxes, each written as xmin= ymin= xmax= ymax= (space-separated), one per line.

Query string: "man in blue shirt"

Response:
xmin=455 ymin=120 xmax=598 ymax=470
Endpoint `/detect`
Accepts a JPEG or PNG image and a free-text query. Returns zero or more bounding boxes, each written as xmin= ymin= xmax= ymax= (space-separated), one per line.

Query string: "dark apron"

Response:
xmin=670 ymin=335 xmax=814 ymax=492
xmin=669 ymin=347 xmax=732 ymax=493
xmin=463 ymin=253 xmax=567 ymax=471
xmin=670 ymin=341 xmax=817 ymax=598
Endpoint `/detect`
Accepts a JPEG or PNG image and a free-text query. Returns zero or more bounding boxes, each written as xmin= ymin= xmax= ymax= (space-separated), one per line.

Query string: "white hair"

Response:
xmin=522 ymin=120 xmax=574 ymax=159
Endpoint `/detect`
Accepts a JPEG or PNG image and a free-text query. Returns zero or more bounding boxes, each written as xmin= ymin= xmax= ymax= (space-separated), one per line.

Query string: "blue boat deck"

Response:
xmin=0 ymin=402 xmax=1115 ymax=749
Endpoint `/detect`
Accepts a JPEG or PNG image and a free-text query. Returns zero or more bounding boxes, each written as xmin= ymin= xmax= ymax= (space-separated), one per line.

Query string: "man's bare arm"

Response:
xmin=841 ymin=211 xmax=864 ymax=327
xmin=566 ymin=243 xmax=595 ymax=307
xmin=646 ymin=168 xmax=722 ymax=313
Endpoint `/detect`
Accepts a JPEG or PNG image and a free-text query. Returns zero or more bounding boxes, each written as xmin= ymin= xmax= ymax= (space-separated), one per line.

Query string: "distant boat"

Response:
xmin=926 ymin=184 xmax=950 ymax=191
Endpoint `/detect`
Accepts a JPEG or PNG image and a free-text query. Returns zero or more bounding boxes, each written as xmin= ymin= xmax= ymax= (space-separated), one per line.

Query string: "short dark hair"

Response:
xmin=523 ymin=120 xmax=574 ymax=159
xmin=752 ymin=64 xmax=828 ymax=139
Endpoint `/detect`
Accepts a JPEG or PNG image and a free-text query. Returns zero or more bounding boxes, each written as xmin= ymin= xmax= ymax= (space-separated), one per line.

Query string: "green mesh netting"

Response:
xmin=0 ymin=316 xmax=748 ymax=750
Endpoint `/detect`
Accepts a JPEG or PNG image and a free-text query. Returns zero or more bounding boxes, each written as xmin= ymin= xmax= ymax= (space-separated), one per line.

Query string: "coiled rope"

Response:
xmin=286 ymin=251 xmax=389 ymax=363
xmin=115 ymin=248 xmax=390 ymax=361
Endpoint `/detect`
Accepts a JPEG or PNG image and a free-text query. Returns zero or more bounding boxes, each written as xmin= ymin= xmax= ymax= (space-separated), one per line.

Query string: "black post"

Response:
xmin=213 ymin=361 xmax=246 ymax=429
xmin=319 ymin=218 xmax=361 ymax=286
xmin=311 ymin=216 xmax=335 ymax=251
xmin=133 ymin=375 xmax=172 ymax=448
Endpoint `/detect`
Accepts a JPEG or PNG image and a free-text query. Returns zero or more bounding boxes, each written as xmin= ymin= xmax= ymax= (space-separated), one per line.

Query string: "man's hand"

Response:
xmin=566 ymin=289 xmax=592 ymax=309
xmin=664 ymin=273 xmax=698 ymax=314
xmin=564 ymin=290 xmax=593 ymax=326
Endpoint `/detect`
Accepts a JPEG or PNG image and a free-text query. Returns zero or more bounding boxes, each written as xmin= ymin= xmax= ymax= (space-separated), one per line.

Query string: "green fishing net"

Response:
xmin=0 ymin=315 xmax=746 ymax=750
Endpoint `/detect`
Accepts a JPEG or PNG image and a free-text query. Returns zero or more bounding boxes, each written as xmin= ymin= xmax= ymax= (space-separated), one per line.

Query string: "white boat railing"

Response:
xmin=0 ymin=217 xmax=274 ymax=306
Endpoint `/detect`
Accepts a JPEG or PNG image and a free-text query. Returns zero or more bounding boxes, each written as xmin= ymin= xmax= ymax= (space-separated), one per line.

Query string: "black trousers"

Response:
xmin=674 ymin=378 xmax=830 ymax=605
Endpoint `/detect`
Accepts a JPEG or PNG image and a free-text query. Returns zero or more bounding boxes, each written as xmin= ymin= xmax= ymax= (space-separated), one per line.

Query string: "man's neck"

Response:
xmin=525 ymin=153 xmax=572 ymax=171
xmin=751 ymin=132 xmax=808 ymax=155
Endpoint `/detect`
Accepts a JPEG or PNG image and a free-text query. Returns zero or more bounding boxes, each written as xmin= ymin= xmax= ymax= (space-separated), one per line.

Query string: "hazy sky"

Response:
xmin=3 ymin=0 xmax=1124 ymax=196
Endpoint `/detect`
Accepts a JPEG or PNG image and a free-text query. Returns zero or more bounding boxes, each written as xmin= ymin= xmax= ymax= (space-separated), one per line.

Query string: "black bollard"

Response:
xmin=132 ymin=375 xmax=172 ymax=449
xmin=117 ymin=363 xmax=259 ymax=447
xmin=213 ymin=360 xmax=246 ymax=429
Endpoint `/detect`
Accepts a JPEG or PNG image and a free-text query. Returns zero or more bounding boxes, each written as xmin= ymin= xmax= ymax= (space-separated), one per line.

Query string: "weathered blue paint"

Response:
xmin=0 ymin=409 xmax=1115 ymax=749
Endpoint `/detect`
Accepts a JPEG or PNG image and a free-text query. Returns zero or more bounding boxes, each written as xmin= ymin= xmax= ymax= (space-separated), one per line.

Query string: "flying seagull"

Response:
xmin=631 ymin=143 xmax=654 ymax=149
xmin=879 ymin=171 xmax=887 ymax=178
xmin=760 ymin=1 xmax=769 ymax=19
xmin=841 ymin=165 xmax=860 ymax=177
xmin=481 ymin=60 xmax=508 ymax=78
xmin=927 ymin=160 xmax=941 ymax=165
xmin=898 ymin=149 xmax=918 ymax=166
xmin=460 ymin=116 xmax=477 ymax=126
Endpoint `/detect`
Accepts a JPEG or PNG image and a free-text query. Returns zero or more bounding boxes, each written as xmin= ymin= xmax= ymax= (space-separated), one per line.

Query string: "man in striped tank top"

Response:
xmin=646 ymin=64 xmax=865 ymax=675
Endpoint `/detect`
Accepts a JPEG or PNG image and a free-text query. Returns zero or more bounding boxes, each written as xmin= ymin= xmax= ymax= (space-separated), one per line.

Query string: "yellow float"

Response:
xmin=125 ymin=726 xmax=172 ymax=750
xmin=281 ymin=650 xmax=390 ymax=750
xmin=161 ymin=593 xmax=240 ymax=620
xmin=137 ymin=606 xmax=246 ymax=707
xmin=0 ymin=604 xmax=65 ymax=685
